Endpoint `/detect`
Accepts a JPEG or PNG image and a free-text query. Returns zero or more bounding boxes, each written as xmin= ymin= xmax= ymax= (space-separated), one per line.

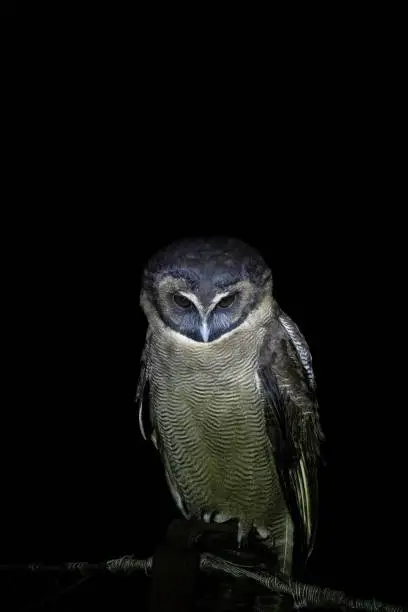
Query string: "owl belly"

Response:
xmin=150 ymin=335 xmax=286 ymax=529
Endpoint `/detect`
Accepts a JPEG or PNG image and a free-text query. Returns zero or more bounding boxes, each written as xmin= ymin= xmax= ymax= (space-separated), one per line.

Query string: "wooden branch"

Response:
xmin=2 ymin=554 xmax=403 ymax=611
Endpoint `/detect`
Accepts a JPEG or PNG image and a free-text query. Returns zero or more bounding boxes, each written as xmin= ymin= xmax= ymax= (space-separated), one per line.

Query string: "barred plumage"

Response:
xmin=137 ymin=236 xmax=324 ymax=611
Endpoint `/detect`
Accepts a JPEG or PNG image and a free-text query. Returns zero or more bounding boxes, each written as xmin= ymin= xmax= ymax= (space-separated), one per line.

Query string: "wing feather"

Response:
xmin=135 ymin=329 xmax=190 ymax=517
xmin=135 ymin=329 xmax=152 ymax=442
xmin=258 ymin=309 xmax=324 ymax=568
xmin=278 ymin=311 xmax=316 ymax=391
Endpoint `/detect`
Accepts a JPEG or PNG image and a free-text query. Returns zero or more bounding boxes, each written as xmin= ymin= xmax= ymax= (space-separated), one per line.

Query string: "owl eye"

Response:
xmin=173 ymin=294 xmax=192 ymax=308
xmin=217 ymin=293 xmax=236 ymax=308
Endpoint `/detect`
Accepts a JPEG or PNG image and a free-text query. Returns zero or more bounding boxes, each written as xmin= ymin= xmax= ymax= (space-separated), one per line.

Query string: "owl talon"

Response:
xmin=255 ymin=524 xmax=270 ymax=541
xmin=213 ymin=512 xmax=231 ymax=523
xmin=203 ymin=511 xmax=212 ymax=523
xmin=237 ymin=521 xmax=251 ymax=548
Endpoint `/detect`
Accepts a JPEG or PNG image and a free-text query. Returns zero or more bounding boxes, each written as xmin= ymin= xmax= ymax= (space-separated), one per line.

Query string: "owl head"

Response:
xmin=140 ymin=236 xmax=273 ymax=343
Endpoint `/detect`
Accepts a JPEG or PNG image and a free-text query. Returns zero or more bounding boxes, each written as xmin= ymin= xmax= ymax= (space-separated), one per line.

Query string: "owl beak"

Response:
xmin=200 ymin=320 xmax=209 ymax=342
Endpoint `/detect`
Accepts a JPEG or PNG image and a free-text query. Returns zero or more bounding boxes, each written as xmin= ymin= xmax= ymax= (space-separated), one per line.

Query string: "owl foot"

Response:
xmin=202 ymin=510 xmax=232 ymax=524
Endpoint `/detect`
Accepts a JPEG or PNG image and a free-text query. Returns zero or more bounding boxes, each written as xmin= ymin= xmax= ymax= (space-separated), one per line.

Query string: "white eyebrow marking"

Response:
xmin=207 ymin=291 xmax=237 ymax=314
xmin=210 ymin=291 xmax=231 ymax=306
xmin=178 ymin=291 xmax=204 ymax=317
xmin=178 ymin=290 xmax=235 ymax=318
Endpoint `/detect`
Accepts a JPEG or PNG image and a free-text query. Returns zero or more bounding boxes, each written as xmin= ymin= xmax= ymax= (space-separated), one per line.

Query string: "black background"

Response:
xmin=1 ymin=1 xmax=16 ymax=15
xmin=4 ymin=204 xmax=407 ymax=610
xmin=2 ymin=33 xmax=406 ymax=611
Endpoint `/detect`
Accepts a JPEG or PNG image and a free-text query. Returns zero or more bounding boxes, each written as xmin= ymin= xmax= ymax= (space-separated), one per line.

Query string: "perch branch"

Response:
xmin=1 ymin=554 xmax=405 ymax=611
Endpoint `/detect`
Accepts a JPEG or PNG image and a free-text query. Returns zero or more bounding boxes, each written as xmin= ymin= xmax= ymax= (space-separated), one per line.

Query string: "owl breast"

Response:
xmin=149 ymin=326 xmax=286 ymax=527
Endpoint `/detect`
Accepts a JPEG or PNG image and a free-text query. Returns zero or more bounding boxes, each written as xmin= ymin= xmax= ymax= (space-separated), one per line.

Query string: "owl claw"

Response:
xmin=203 ymin=511 xmax=212 ymax=523
xmin=237 ymin=521 xmax=251 ymax=548
xmin=255 ymin=524 xmax=270 ymax=540
xmin=201 ymin=515 xmax=270 ymax=549
xmin=213 ymin=512 xmax=231 ymax=523
xmin=202 ymin=510 xmax=232 ymax=524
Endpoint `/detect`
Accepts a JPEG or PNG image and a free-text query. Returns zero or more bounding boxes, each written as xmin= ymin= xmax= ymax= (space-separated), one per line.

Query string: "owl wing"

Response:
xmin=136 ymin=329 xmax=190 ymax=518
xmin=278 ymin=311 xmax=316 ymax=392
xmin=258 ymin=308 xmax=324 ymax=567
xmin=136 ymin=329 xmax=153 ymax=444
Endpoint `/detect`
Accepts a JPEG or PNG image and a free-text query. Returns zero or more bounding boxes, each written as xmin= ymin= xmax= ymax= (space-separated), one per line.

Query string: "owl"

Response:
xmin=136 ymin=236 xmax=324 ymax=610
